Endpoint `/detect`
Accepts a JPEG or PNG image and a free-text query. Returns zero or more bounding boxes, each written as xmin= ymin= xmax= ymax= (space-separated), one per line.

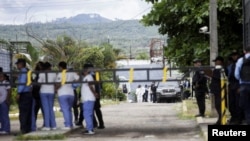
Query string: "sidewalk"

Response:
xmin=196 ymin=116 xmax=217 ymax=141
xmin=182 ymin=99 xmax=217 ymax=141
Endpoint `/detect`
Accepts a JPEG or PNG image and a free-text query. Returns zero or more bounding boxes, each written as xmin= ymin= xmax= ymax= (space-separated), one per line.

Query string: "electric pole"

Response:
xmin=209 ymin=0 xmax=218 ymax=66
xmin=209 ymin=0 xmax=218 ymax=117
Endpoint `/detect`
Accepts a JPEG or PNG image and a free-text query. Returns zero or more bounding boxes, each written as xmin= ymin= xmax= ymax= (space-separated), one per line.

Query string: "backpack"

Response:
xmin=240 ymin=56 xmax=250 ymax=81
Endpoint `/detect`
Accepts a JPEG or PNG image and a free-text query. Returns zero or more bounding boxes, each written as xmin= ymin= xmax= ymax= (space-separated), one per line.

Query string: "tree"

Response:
xmin=136 ymin=52 xmax=150 ymax=60
xmin=141 ymin=0 xmax=243 ymax=66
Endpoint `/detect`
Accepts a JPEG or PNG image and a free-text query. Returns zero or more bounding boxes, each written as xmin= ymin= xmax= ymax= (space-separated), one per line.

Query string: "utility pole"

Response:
xmin=209 ymin=0 xmax=218 ymax=66
xmin=209 ymin=0 xmax=218 ymax=117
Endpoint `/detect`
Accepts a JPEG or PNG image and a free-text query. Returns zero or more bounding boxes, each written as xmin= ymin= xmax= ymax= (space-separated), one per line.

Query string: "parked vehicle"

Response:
xmin=156 ymin=81 xmax=182 ymax=103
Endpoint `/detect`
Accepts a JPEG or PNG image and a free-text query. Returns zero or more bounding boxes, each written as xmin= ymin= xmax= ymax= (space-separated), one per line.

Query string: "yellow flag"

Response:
xmin=95 ymin=72 xmax=100 ymax=81
xmin=26 ymin=70 xmax=32 ymax=86
xmin=128 ymin=68 xmax=134 ymax=83
xmin=162 ymin=67 xmax=168 ymax=82
xmin=61 ymin=69 xmax=67 ymax=85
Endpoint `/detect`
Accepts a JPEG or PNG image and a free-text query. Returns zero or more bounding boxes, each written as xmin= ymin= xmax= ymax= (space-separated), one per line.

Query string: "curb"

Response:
xmin=196 ymin=117 xmax=208 ymax=141
xmin=182 ymin=100 xmax=208 ymax=141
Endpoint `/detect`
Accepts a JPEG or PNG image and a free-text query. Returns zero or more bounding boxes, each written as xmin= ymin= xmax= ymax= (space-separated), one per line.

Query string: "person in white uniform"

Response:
xmin=81 ymin=64 xmax=97 ymax=134
xmin=56 ymin=61 xmax=79 ymax=130
xmin=38 ymin=62 xmax=57 ymax=131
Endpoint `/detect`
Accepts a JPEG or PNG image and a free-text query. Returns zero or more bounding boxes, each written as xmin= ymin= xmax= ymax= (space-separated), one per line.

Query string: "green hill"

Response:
xmin=0 ymin=14 xmax=162 ymax=51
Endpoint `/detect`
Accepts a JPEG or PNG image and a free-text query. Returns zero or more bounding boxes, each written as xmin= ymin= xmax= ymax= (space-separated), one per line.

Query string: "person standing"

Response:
xmin=210 ymin=56 xmax=227 ymax=125
xmin=56 ymin=61 xmax=79 ymax=130
xmin=143 ymin=85 xmax=148 ymax=102
xmin=235 ymin=47 xmax=250 ymax=125
xmin=192 ymin=59 xmax=208 ymax=117
xmin=151 ymin=82 xmax=158 ymax=103
xmin=38 ymin=62 xmax=57 ymax=130
xmin=31 ymin=61 xmax=44 ymax=131
xmin=0 ymin=72 xmax=11 ymax=134
xmin=15 ymin=58 xmax=33 ymax=134
xmin=81 ymin=64 xmax=97 ymax=134
xmin=135 ymin=85 xmax=143 ymax=103
xmin=227 ymin=51 xmax=244 ymax=125
xmin=88 ymin=65 xmax=105 ymax=129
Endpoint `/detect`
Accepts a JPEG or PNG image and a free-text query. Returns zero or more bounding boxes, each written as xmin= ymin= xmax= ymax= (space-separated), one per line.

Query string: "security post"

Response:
xmin=220 ymin=68 xmax=227 ymax=125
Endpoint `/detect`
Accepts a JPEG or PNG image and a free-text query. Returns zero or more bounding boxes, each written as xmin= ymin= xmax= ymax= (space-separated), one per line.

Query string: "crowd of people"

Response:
xmin=0 ymin=60 xmax=105 ymax=135
xmin=192 ymin=46 xmax=250 ymax=125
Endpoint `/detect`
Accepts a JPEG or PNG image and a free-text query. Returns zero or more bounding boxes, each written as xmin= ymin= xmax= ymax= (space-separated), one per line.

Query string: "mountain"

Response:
xmin=51 ymin=13 xmax=112 ymax=24
xmin=0 ymin=13 xmax=162 ymax=54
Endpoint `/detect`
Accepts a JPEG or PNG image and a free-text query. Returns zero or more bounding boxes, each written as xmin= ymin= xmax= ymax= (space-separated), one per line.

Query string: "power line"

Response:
xmin=1 ymin=0 xmax=117 ymax=8
xmin=97 ymin=6 xmax=152 ymax=37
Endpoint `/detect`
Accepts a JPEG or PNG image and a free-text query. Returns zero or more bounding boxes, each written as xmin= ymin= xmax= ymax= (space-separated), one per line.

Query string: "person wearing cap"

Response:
xmin=227 ymin=51 xmax=244 ymax=125
xmin=192 ymin=59 xmax=208 ymax=117
xmin=15 ymin=58 xmax=33 ymax=134
xmin=38 ymin=62 xmax=57 ymax=131
xmin=55 ymin=61 xmax=80 ymax=130
xmin=209 ymin=56 xmax=227 ymax=125
xmin=235 ymin=46 xmax=250 ymax=125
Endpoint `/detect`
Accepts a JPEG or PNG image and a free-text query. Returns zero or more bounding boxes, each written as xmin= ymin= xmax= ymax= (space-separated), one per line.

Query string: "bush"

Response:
xmin=116 ymin=90 xmax=126 ymax=101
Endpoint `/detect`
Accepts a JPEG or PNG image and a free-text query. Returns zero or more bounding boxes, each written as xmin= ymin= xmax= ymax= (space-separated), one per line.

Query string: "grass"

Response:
xmin=180 ymin=97 xmax=212 ymax=119
xmin=15 ymin=134 xmax=65 ymax=140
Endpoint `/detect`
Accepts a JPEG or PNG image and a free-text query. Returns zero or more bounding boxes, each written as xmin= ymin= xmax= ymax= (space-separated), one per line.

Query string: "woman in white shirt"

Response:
xmin=56 ymin=61 xmax=79 ymax=130
xmin=38 ymin=62 xmax=57 ymax=131
xmin=81 ymin=65 xmax=97 ymax=134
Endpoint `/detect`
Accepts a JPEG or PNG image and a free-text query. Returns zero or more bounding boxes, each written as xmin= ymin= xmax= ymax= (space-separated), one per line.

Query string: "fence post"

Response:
xmin=220 ymin=68 xmax=227 ymax=125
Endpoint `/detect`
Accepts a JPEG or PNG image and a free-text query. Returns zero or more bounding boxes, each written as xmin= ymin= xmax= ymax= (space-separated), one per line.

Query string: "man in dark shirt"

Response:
xmin=192 ymin=59 xmax=208 ymax=117
xmin=227 ymin=51 xmax=244 ymax=124
xmin=209 ymin=56 xmax=227 ymax=125
xmin=151 ymin=81 xmax=158 ymax=103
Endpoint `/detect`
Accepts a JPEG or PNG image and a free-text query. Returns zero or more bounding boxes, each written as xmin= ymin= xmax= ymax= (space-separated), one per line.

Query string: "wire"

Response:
xmin=97 ymin=6 xmax=152 ymax=36
xmin=1 ymin=0 xmax=117 ymax=8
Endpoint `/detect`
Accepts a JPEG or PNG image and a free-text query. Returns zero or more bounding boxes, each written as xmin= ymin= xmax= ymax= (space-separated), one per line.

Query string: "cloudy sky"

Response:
xmin=0 ymin=0 xmax=152 ymax=25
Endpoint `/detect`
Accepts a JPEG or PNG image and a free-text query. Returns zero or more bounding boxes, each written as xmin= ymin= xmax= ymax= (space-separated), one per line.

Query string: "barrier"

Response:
xmin=220 ymin=69 xmax=228 ymax=125
xmin=0 ymin=66 xmax=214 ymax=86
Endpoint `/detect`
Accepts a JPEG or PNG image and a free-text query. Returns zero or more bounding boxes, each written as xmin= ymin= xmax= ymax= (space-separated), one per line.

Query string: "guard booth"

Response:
xmin=243 ymin=0 xmax=250 ymax=48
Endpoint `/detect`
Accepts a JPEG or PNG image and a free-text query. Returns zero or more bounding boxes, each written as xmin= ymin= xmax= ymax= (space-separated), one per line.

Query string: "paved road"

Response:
xmin=68 ymin=102 xmax=204 ymax=141
xmin=1 ymin=102 xmax=204 ymax=141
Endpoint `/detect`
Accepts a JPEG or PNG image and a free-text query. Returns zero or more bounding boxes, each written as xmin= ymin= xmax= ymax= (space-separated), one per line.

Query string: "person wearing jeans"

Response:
xmin=38 ymin=62 xmax=57 ymax=130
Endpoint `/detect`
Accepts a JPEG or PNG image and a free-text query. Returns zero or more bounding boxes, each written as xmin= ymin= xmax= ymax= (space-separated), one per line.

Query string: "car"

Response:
xmin=156 ymin=81 xmax=182 ymax=103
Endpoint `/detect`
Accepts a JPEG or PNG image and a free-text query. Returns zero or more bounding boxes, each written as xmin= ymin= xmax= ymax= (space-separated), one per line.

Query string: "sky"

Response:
xmin=0 ymin=0 xmax=152 ymax=25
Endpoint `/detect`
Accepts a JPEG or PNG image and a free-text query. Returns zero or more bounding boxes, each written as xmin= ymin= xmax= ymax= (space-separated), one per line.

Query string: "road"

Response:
xmin=67 ymin=102 xmax=204 ymax=141
xmin=1 ymin=102 xmax=204 ymax=141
